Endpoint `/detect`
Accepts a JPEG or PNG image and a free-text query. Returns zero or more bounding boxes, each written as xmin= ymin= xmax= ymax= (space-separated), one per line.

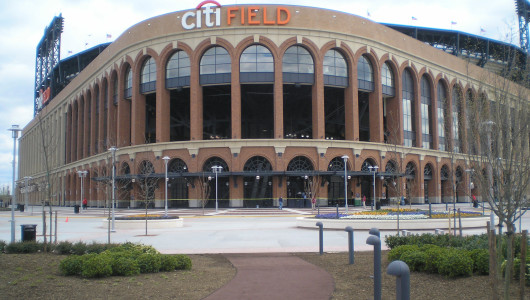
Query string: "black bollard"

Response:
xmin=345 ymin=226 xmax=354 ymax=264
xmin=369 ymin=227 xmax=380 ymax=238
xmin=336 ymin=204 xmax=339 ymax=219
xmin=316 ymin=221 xmax=324 ymax=255
xmin=367 ymin=235 xmax=382 ymax=300
xmin=387 ymin=260 xmax=410 ymax=300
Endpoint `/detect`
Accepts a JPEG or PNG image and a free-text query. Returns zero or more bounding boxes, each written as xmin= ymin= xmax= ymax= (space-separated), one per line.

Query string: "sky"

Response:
xmin=0 ymin=0 xmax=520 ymax=190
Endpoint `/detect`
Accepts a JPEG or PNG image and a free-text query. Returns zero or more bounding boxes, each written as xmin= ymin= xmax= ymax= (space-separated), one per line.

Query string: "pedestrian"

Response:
xmin=362 ymin=195 xmax=366 ymax=208
xmin=82 ymin=198 xmax=88 ymax=210
xmin=279 ymin=196 xmax=283 ymax=210
xmin=311 ymin=197 xmax=316 ymax=211
xmin=472 ymin=195 xmax=478 ymax=208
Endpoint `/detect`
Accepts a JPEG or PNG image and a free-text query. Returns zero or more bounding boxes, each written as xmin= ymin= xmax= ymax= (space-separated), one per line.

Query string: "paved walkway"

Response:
xmin=204 ymin=253 xmax=334 ymax=300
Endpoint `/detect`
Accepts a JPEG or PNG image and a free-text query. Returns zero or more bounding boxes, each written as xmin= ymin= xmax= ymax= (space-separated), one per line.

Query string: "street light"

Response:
xmin=108 ymin=147 xmax=118 ymax=231
xmin=162 ymin=156 xmax=170 ymax=217
xmin=8 ymin=124 xmax=22 ymax=243
xmin=212 ymin=166 xmax=223 ymax=213
xmin=341 ymin=155 xmax=349 ymax=212
xmin=368 ymin=165 xmax=379 ymax=211
xmin=77 ymin=170 xmax=87 ymax=213
xmin=465 ymin=168 xmax=474 ymax=206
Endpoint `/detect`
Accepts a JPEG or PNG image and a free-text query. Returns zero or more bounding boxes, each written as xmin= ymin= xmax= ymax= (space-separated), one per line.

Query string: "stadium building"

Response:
xmin=17 ymin=2 xmax=529 ymax=209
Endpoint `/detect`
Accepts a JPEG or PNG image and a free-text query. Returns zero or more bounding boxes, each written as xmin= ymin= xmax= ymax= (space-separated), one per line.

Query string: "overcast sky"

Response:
xmin=0 ymin=0 xmax=519 ymax=190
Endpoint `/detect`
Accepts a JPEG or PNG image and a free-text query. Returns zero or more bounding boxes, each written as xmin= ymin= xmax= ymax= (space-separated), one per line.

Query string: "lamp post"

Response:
xmin=162 ymin=156 xmax=170 ymax=217
xmin=341 ymin=155 xmax=349 ymax=212
xmin=108 ymin=147 xmax=118 ymax=230
xmin=8 ymin=124 xmax=22 ymax=243
xmin=77 ymin=170 xmax=87 ymax=213
xmin=212 ymin=166 xmax=223 ymax=213
xmin=465 ymin=168 xmax=474 ymax=207
xmin=368 ymin=165 xmax=379 ymax=211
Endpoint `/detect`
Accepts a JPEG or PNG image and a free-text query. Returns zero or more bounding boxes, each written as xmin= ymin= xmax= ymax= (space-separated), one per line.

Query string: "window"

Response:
xmin=357 ymin=55 xmax=374 ymax=91
xmin=124 ymin=66 xmax=132 ymax=99
xmin=323 ymin=49 xmax=348 ymax=87
xmin=402 ymin=69 xmax=415 ymax=147
xmin=381 ymin=62 xmax=394 ymax=96
xmin=200 ymin=46 xmax=231 ymax=85
xmin=452 ymin=86 xmax=461 ymax=153
xmin=421 ymin=76 xmax=432 ymax=149
xmin=240 ymin=45 xmax=274 ymax=83
xmin=437 ymin=82 xmax=447 ymax=151
xmin=166 ymin=51 xmax=191 ymax=88
xmin=282 ymin=45 xmax=314 ymax=84
xmin=140 ymin=57 xmax=156 ymax=93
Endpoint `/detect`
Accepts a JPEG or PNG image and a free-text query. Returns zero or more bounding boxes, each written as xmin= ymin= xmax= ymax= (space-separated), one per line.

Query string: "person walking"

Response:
xmin=278 ymin=196 xmax=283 ymax=210
xmin=82 ymin=198 xmax=88 ymax=210
xmin=362 ymin=195 xmax=366 ymax=209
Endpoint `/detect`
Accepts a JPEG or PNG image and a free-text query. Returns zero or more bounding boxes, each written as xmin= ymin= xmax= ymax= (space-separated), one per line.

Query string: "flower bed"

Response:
xmin=315 ymin=209 xmax=482 ymax=220
xmin=114 ymin=214 xmax=179 ymax=220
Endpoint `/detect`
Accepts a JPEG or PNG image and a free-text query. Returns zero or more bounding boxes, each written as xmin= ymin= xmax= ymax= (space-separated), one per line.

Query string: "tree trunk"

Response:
xmin=504 ymin=229 xmax=514 ymax=300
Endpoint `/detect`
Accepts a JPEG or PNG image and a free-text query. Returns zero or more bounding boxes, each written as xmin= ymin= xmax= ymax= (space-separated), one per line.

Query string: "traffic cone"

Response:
xmin=65 ymin=216 xmax=69 ymax=223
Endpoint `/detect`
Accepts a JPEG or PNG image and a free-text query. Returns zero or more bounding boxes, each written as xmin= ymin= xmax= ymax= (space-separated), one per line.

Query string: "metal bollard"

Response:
xmin=435 ymin=229 xmax=444 ymax=235
xmin=369 ymin=227 xmax=380 ymax=238
xmin=367 ymin=235 xmax=382 ymax=300
xmin=345 ymin=226 xmax=354 ymax=264
xmin=316 ymin=221 xmax=324 ymax=255
xmin=387 ymin=260 xmax=410 ymax=300
xmin=401 ymin=230 xmax=408 ymax=236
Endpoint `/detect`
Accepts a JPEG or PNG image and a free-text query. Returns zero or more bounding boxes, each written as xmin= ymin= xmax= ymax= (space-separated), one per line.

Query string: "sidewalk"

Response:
xmin=204 ymin=253 xmax=334 ymax=300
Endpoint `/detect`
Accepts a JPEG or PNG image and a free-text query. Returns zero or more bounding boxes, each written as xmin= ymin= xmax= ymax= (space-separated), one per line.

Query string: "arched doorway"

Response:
xmin=286 ymin=156 xmax=314 ymax=208
xmin=137 ymin=160 xmax=156 ymax=209
xmin=441 ymin=165 xmax=451 ymax=204
xmin=424 ymin=164 xmax=433 ymax=204
xmin=203 ymin=157 xmax=229 ymax=208
xmin=327 ymin=156 xmax=349 ymax=207
xmin=117 ymin=162 xmax=131 ymax=208
xmin=360 ymin=159 xmax=378 ymax=207
xmin=243 ymin=156 xmax=273 ymax=208
xmin=168 ymin=158 xmax=188 ymax=208
xmin=405 ymin=162 xmax=417 ymax=204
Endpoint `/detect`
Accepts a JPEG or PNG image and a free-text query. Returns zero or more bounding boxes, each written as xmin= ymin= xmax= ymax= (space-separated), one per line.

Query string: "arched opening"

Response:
xmin=405 ymin=162 xmax=417 ymax=203
xmin=240 ymin=45 xmax=274 ymax=139
xmin=117 ymin=162 xmax=131 ymax=208
xmin=421 ymin=75 xmax=433 ymax=149
xmin=136 ymin=160 xmax=157 ymax=208
xmin=360 ymin=159 xmax=378 ymax=207
xmin=324 ymin=49 xmax=348 ymax=140
xmin=357 ymin=55 xmax=374 ymax=142
xmin=424 ymin=164 xmax=434 ymax=204
xmin=327 ymin=156 xmax=349 ymax=207
xmin=243 ymin=156 xmax=273 ymax=207
xmin=283 ymin=45 xmax=314 ymax=139
xmin=168 ymin=158 xmax=189 ymax=208
xmin=402 ymin=69 xmax=416 ymax=147
xmin=166 ymin=50 xmax=191 ymax=141
xmin=141 ymin=57 xmax=157 ymax=143
xmin=382 ymin=62 xmax=397 ymax=143
xmin=437 ymin=81 xmax=448 ymax=151
xmin=286 ymin=156 xmax=314 ymax=207
xmin=203 ymin=157 xmax=230 ymax=208
xmin=441 ymin=165 xmax=451 ymax=204
xmin=200 ymin=46 xmax=231 ymax=140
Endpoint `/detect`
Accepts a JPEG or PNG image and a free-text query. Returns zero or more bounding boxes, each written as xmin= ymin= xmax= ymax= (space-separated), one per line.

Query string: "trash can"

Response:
xmin=21 ymin=224 xmax=37 ymax=242
xmin=375 ymin=201 xmax=381 ymax=210
xmin=74 ymin=205 xmax=80 ymax=214
xmin=18 ymin=204 xmax=25 ymax=212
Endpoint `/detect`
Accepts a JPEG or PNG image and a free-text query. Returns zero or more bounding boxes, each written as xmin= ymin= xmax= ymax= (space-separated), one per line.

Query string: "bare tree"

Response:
xmin=134 ymin=159 xmax=160 ymax=235
xmin=196 ymin=174 xmax=211 ymax=215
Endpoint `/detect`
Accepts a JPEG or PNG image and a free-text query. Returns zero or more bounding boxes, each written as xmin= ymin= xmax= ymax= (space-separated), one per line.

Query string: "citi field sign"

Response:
xmin=181 ymin=0 xmax=291 ymax=30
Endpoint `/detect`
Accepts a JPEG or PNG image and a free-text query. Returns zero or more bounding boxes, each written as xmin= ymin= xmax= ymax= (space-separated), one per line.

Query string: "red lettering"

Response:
xmin=241 ymin=7 xmax=245 ymax=24
xmin=277 ymin=7 xmax=291 ymax=25
xmin=248 ymin=7 xmax=259 ymax=25
xmin=227 ymin=7 xmax=237 ymax=25
xmin=263 ymin=7 xmax=275 ymax=25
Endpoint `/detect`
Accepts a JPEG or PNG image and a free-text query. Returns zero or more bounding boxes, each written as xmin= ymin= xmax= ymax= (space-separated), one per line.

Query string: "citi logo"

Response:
xmin=181 ymin=1 xmax=291 ymax=30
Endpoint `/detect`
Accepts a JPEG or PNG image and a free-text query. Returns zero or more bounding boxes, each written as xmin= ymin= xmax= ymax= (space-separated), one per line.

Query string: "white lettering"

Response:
xmin=215 ymin=7 xmax=221 ymax=26
xmin=196 ymin=9 xmax=202 ymax=28
xmin=203 ymin=6 xmax=214 ymax=27
xmin=182 ymin=11 xmax=196 ymax=30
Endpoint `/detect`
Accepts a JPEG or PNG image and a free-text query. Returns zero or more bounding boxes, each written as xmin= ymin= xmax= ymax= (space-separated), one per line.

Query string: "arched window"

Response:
xmin=244 ymin=156 xmax=272 ymax=172
xmin=166 ymin=51 xmax=190 ymax=89
xmin=282 ymin=45 xmax=314 ymax=84
xmin=240 ymin=45 xmax=273 ymax=83
xmin=385 ymin=160 xmax=398 ymax=174
xmin=202 ymin=157 xmax=229 ymax=172
xmin=124 ymin=66 xmax=132 ymax=99
xmin=437 ymin=81 xmax=447 ymax=151
xmin=357 ymin=55 xmax=374 ymax=91
xmin=452 ymin=86 xmax=462 ymax=153
xmin=200 ymin=46 xmax=231 ymax=85
xmin=112 ymin=73 xmax=118 ymax=106
xmin=421 ymin=76 xmax=432 ymax=149
xmin=168 ymin=158 xmax=188 ymax=173
xmin=140 ymin=57 xmax=156 ymax=94
xmin=287 ymin=156 xmax=314 ymax=172
xmin=323 ymin=49 xmax=348 ymax=87
xmin=381 ymin=62 xmax=395 ymax=96
xmin=402 ymin=69 xmax=415 ymax=147
xmin=327 ymin=156 xmax=349 ymax=171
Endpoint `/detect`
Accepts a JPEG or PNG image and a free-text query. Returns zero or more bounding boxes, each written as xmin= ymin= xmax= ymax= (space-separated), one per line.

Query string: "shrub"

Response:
xmin=71 ymin=241 xmax=88 ymax=255
xmin=422 ymin=245 xmax=446 ymax=274
xmin=81 ymin=253 xmax=113 ymax=278
xmin=438 ymin=249 xmax=473 ymax=278
xmin=137 ymin=253 xmax=162 ymax=273
xmin=59 ymin=255 xmax=84 ymax=276
xmin=85 ymin=242 xmax=107 ymax=254
xmin=5 ymin=241 xmax=43 ymax=254
xmin=54 ymin=241 xmax=74 ymax=255
xmin=174 ymin=254 xmax=192 ymax=270
xmin=469 ymin=249 xmax=489 ymax=275
xmin=160 ymin=255 xmax=178 ymax=272
xmin=0 ymin=240 xmax=6 ymax=253
xmin=384 ymin=235 xmax=409 ymax=249
xmin=388 ymin=245 xmax=420 ymax=262
xmin=400 ymin=251 xmax=427 ymax=272
xmin=110 ymin=254 xmax=140 ymax=276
